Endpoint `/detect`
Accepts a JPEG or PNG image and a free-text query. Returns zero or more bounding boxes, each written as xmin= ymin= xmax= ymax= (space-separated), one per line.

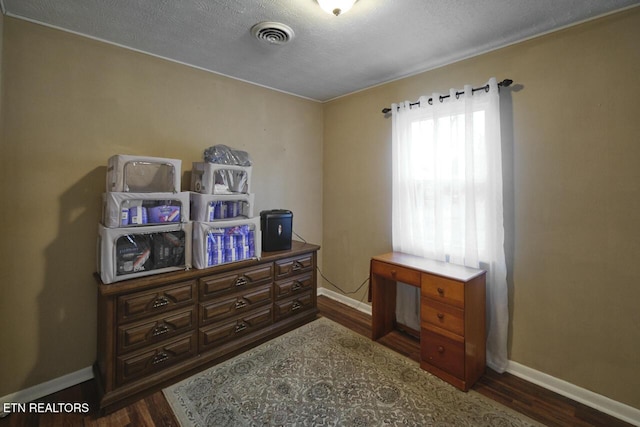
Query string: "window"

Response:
xmin=401 ymin=110 xmax=489 ymax=264
xmin=391 ymin=78 xmax=509 ymax=371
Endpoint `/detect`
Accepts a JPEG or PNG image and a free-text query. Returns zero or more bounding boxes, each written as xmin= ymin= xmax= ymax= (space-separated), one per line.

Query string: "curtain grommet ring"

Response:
xmin=484 ymin=84 xmax=490 ymax=93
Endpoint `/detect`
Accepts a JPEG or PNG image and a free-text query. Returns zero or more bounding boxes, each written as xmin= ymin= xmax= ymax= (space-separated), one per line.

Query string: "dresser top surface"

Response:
xmin=371 ymin=252 xmax=485 ymax=282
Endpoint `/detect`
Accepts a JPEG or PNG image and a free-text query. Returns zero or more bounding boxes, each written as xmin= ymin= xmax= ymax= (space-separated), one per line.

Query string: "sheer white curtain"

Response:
xmin=391 ymin=77 xmax=509 ymax=372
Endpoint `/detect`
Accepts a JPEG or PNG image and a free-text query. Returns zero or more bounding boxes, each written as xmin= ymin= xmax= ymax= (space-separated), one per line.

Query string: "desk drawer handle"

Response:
xmin=235 ymin=299 xmax=247 ymax=310
xmin=291 ymin=301 xmax=302 ymax=311
xmin=437 ymin=313 xmax=444 ymax=320
xmin=437 ymin=287 xmax=444 ymax=296
xmin=291 ymin=281 xmax=302 ymax=291
xmin=235 ymin=322 xmax=248 ymax=333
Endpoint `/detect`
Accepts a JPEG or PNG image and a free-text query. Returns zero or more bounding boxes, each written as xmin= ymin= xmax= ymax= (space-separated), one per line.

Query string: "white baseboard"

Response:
xmin=317 ymin=286 xmax=371 ymax=315
xmin=507 ymin=361 xmax=640 ymax=426
xmin=0 ymin=366 xmax=94 ymax=417
xmin=319 ymin=288 xmax=640 ymax=426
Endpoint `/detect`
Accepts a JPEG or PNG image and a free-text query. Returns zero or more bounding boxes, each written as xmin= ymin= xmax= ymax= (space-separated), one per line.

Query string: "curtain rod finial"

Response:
xmin=500 ymin=79 xmax=513 ymax=87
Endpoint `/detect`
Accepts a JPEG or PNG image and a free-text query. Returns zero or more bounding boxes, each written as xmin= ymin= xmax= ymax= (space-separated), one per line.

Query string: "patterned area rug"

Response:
xmin=164 ymin=317 xmax=542 ymax=426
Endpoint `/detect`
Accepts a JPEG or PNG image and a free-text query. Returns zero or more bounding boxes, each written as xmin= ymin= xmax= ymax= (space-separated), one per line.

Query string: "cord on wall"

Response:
xmin=293 ymin=230 xmax=369 ymax=301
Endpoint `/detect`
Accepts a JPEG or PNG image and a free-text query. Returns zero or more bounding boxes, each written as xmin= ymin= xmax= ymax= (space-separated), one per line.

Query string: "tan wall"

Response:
xmin=0 ymin=17 xmax=323 ymax=397
xmin=0 ymin=11 xmax=4 ymax=131
xmin=323 ymin=8 xmax=640 ymax=409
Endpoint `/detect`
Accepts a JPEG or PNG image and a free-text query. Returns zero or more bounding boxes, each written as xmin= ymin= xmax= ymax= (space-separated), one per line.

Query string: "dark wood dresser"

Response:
xmin=94 ymin=241 xmax=319 ymax=413
xmin=370 ymin=251 xmax=486 ymax=391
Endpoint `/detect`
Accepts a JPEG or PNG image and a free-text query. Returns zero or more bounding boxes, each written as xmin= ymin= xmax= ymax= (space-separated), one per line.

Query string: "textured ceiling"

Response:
xmin=2 ymin=0 xmax=639 ymax=101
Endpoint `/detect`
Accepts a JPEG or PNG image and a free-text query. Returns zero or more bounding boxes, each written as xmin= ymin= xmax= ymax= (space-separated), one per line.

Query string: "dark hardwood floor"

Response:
xmin=0 ymin=295 xmax=633 ymax=427
xmin=317 ymin=296 xmax=634 ymax=427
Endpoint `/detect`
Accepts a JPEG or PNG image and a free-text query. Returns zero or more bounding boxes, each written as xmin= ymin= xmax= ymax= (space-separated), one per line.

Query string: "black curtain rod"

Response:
xmin=381 ymin=78 xmax=513 ymax=114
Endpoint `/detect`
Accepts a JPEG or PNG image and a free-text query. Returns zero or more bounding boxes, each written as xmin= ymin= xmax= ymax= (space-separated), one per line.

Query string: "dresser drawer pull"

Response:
xmin=391 ymin=269 xmax=397 ymax=277
xmin=235 ymin=299 xmax=247 ymax=309
xmin=152 ymin=324 xmax=170 ymax=336
xmin=437 ymin=313 xmax=444 ymax=319
xmin=152 ymin=296 xmax=170 ymax=308
xmin=292 ymin=281 xmax=302 ymax=291
xmin=234 ymin=277 xmax=248 ymax=287
xmin=291 ymin=301 xmax=302 ymax=311
xmin=292 ymin=261 xmax=304 ymax=271
xmin=235 ymin=322 xmax=248 ymax=333
xmin=152 ymin=352 xmax=169 ymax=365
xmin=437 ymin=346 xmax=445 ymax=353
xmin=437 ymin=287 xmax=444 ymax=295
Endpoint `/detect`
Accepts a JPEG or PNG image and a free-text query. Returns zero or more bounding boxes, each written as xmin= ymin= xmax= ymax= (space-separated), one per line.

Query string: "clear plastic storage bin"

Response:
xmin=191 ymin=162 xmax=251 ymax=195
xmin=102 ymin=192 xmax=190 ymax=228
xmin=189 ymin=192 xmax=254 ymax=222
xmin=192 ymin=218 xmax=261 ymax=269
xmin=97 ymin=222 xmax=192 ymax=284
xmin=107 ymin=155 xmax=181 ymax=193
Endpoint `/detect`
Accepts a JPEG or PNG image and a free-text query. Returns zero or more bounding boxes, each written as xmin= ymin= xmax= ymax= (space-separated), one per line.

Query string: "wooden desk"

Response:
xmin=370 ymin=252 xmax=486 ymax=391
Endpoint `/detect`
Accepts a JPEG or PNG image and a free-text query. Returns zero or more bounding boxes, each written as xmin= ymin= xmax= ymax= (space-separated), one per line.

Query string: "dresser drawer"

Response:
xmin=199 ymin=306 xmax=272 ymax=352
xmin=371 ymin=260 xmax=421 ymax=286
xmin=199 ymin=284 xmax=272 ymax=326
xmin=421 ymin=274 xmax=464 ymax=308
xmin=421 ymin=298 xmax=464 ymax=337
xmin=274 ymin=273 xmax=313 ymax=300
xmin=117 ymin=307 xmax=196 ymax=355
xmin=274 ymin=291 xmax=313 ymax=321
xmin=116 ymin=332 xmax=196 ymax=386
xmin=421 ymin=329 xmax=464 ymax=379
xmin=274 ymin=253 xmax=314 ymax=279
xmin=199 ymin=263 xmax=273 ymax=300
xmin=117 ymin=280 xmax=196 ymax=323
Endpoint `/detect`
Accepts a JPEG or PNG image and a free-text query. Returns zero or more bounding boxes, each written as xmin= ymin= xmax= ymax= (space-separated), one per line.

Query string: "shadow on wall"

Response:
xmin=20 ymin=166 xmax=106 ymax=401
xmin=500 ymin=83 xmax=524 ymax=357
xmin=182 ymin=170 xmax=192 ymax=192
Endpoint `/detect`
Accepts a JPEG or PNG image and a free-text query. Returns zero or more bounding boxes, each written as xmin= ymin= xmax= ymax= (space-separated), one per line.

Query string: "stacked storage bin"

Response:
xmin=190 ymin=146 xmax=261 ymax=269
xmin=97 ymin=155 xmax=192 ymax=284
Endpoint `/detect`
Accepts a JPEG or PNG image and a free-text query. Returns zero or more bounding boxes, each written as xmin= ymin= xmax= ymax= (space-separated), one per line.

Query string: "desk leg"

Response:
xmin=371 ymin=274 xmax=397 ymax=340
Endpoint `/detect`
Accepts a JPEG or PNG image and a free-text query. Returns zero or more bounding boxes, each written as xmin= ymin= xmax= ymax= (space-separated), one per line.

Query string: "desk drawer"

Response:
xmin=421 ymin=329 xmax=464 ymax=379
xmin=371 ymin=260 xmax=421 ymax=286
xmin=421 ymin=274 xmax=464 ymax=308
xmin=421 ymin=298 xmax=464 ymax=337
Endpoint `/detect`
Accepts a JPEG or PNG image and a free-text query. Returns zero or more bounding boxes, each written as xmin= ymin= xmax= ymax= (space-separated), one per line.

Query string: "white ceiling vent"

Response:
xmin=251 ymin=22 xmax=295 ymax=45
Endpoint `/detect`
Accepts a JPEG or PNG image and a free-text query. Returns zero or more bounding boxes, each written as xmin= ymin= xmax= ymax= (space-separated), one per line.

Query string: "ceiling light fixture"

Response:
xmin=317 ymin=0 xmax=357 ymax=16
